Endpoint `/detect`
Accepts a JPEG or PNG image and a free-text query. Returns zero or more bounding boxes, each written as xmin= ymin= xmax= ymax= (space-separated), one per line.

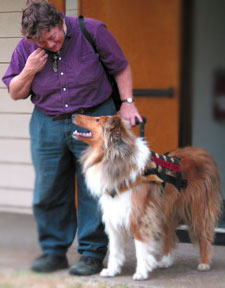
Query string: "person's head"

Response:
xmin=21 ymin=0 xmax=65 ymax=52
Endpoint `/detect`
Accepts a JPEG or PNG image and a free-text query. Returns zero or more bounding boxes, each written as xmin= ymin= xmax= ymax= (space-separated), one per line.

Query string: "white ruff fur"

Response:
xmin=84 ymin=138 xmax=150 ymax=198
xmin=83 ymin=137 xmax=160 ymax=280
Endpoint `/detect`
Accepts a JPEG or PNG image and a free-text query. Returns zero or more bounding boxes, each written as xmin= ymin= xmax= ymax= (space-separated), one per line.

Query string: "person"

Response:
xmin=2 ymin=0 xmax=142 ymax=276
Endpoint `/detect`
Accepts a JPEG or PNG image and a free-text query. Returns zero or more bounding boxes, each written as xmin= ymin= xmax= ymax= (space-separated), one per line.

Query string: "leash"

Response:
xmin=135 ymin=116 xmax=147 ymax=138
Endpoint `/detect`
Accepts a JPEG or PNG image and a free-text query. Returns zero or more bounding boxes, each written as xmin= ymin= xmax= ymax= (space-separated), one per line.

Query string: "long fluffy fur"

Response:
xmin=73 ymin=114 xmax=222 ymax=280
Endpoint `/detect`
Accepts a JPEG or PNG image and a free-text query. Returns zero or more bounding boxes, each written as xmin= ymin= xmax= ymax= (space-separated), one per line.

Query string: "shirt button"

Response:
xmin=65 ymin=104 xmax=69 ymax=108
xmin=59 ymin=57 xmax=62 ymax=60
xmin=63 ymin=87 xmax=66 ymax=91
xmin=61 ymin=72 xmax=64 ymax=76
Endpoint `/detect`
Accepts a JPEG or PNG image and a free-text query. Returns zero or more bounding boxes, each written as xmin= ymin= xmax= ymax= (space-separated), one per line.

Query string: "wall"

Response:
xmin=0 ymin=0 xmax=33 ymax=213
xmin=192 ymin=0 xmax=225 ymax=198
xmin=0 ymin=0 xmax=77 ymax=214
xmin=66 ymin=0 xmax=78 ymax=16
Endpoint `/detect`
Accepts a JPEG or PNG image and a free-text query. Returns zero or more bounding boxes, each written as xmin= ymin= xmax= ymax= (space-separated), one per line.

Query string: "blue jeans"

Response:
xmin=29 ymin=97 xmax=116 ymax=260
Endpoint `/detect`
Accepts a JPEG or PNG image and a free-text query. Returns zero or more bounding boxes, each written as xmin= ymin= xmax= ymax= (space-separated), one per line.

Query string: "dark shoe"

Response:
xmin=31 ymin=254 xmax=68 ymax=273
xmin=69 ymin=256 xmax=103 ymax=276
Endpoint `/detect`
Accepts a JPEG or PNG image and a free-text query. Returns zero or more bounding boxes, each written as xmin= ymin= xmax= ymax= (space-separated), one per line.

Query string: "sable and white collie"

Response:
xmin=72 ymin=114 xmax=222 ymax=280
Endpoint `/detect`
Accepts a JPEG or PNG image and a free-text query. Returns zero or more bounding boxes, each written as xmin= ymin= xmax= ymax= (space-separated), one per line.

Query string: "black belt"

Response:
xmin=52 ymin=108 xmax=86 ymax=121
xmin=52 ymin=101 xmax=106 ymax=121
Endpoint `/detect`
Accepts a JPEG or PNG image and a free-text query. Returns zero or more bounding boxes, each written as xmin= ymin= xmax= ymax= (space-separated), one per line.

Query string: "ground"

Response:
xmin=0 ymin=212 xmax=224 ymax=288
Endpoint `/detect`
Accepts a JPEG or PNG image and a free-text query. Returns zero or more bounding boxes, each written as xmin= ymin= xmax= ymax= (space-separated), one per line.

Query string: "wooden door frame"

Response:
xmin=179 ymin=0 xmax=193 ymax=147
xmin=49 ymin=0 xmax=65 ymax=12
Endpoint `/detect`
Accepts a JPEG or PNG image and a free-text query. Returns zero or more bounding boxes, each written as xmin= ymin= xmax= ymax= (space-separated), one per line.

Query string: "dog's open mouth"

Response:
xmin=73 ymin=130 xmax=93 ymax=138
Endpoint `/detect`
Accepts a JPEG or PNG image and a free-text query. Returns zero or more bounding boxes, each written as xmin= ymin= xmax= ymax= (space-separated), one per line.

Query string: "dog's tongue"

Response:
xmin=73 ymin=130 xmax=92 ymax=138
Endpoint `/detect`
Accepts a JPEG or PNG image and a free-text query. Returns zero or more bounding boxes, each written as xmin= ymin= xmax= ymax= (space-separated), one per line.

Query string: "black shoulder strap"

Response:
xmin=78 ymin=16 xmax=97 ymax=53
xmin=78 ymin=16 xmax=123 ymax=112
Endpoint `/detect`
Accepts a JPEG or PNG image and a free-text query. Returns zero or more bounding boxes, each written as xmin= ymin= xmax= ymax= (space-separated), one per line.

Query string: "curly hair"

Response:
xmin=21 ymin=0 xmax=64 ymax=40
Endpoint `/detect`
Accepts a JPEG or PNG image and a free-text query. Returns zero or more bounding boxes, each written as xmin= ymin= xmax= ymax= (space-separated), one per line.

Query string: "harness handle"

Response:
xmin=135 ymin=116 xmax=147 ymax=138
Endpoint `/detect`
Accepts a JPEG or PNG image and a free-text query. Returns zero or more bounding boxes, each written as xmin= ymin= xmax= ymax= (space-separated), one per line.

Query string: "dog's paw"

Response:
xmin=100 ymin=268 xmax=120 ymax=277
xmin=133 ymin=271 xmax=148 ymax=281
xmin=197 ymin=263 xmax=210 ymax=271
xmin=158 ymin=254 xmax=174 ymax=269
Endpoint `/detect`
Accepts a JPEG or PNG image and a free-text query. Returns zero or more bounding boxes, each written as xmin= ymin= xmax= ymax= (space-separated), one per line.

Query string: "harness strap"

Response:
xmin=108 ymin=150 xmax=188 ymax=197
xmin=149 ymin=151 xmax=188 ymax=191
xmin=108 ymin=174 xmax=163 ymax=197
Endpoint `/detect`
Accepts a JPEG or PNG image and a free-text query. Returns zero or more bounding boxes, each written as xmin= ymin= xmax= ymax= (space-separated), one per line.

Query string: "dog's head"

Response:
xmin=73 ymin=114 xmax=136 ymax=152
xmin=73 ymin=114 xmax=152 ymax=190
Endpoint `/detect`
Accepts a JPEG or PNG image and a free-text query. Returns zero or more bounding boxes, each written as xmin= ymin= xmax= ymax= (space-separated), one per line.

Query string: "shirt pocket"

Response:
xmin=31 ymin=61 xmax=59 ymax=95
xmin=67 ymin=53 xmax=104 ymax=86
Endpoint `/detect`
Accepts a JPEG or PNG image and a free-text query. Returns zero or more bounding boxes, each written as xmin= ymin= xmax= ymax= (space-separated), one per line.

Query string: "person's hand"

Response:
xmin=24 ymin=48 xmax=48 ymax=75
xmin=119 ymin=102 xmax=143 ymax=127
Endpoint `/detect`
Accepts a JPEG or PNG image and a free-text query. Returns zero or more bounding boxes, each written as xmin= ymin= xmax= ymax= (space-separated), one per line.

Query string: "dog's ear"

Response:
xmin=109 ymin=117 xmax=121 ymax=129
xmin=102 ymin=117 xmax=123 ymax=146
xmin=109 ymin=117 xmax=121 ymax=138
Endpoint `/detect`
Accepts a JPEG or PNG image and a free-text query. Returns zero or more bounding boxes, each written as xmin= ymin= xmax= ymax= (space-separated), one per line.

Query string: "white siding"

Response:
xmin=0 ymin=188 xmax=32 ymax=214
xmin=0 ymin=13 xmax=22 ymax=37
xmin=0 ymin=89 xmax=33 ymax=113
xmin=0 ymin=65 xmax=10 ymax=85
xmin=0 ymin=114 xmax=31 ymax=138
xmin=0 ymin=0 xmax=77 ymax=213
xmin=0 ymin=39 xmax=21 ymax=62
xmin=0 ymin=0 xmax=77 ymax=214
xmin=0 ymin=0 xmax=27 ymax=11
xmin=0 ymin=138 xmax=32 ymax=163
xmin=66 ymin=0 xmax=78 ymax=16
xmin=0 ymin=0 xmax=32 ymax=214
xmin=0 ymin=164 xmax=34 ymax=190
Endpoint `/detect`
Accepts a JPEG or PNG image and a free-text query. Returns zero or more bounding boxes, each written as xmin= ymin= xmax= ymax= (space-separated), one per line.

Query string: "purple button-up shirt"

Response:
xmin=2 ymin=16 xmax=128 ymax=115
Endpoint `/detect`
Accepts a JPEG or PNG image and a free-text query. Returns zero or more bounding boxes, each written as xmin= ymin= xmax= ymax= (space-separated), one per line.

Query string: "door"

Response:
xmin=49 ymin=0 xmax=65 ymax=12
xmin=79 ymin=0 xmax=181 ymax=154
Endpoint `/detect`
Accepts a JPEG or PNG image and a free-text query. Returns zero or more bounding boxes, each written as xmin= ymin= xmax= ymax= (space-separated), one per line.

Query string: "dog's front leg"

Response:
xmin=133 ymin=239 xmax=158 ymax=280
xmin=100 ymin=226 xmax=126 ymax=277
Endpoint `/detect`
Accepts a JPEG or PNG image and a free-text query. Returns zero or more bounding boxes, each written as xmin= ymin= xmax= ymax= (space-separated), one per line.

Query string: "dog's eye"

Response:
xmin=96 ymin=118 xmax=100 ymax=122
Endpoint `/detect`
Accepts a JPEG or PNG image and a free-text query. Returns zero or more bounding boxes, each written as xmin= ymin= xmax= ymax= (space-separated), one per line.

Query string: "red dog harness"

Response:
xmin=108 ymin=118 xmax=188 ymax=197
xmin=145 ymin=151 xmax=188 ymax=191
xmin=108 ymin=151 xmax=188 ymax=198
